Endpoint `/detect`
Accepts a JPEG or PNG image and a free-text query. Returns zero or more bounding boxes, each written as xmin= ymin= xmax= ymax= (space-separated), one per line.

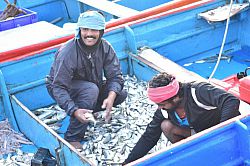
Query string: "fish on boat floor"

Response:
xmin=0 ymin=119 xmax=34 ymax=165
xmin=33 ymin=75 xmax=170 ymax=165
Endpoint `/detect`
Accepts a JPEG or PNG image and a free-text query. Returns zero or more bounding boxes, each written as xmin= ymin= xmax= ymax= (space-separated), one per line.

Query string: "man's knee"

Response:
xmin=114 ymin=89 xmax=127 ymax=106
xmin=70 ymin=81 xmax=99 ymax=109
xmin=161 ymin=119 xmax=175 ymax=135
xmin=80 ymin=82 xmax=99 ymax=98
xmin=161 ymin=119 xmax=191 ymax=143
xmin=71 ymin=81 xmax=99 ymax=98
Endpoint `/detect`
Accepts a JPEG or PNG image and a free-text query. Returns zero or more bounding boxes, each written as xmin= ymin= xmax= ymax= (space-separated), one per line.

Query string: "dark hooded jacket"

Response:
xmin=46 ymin=38 xmax=124 ymax=116
xmin=124 ymin=81 xmax=240 ymax=164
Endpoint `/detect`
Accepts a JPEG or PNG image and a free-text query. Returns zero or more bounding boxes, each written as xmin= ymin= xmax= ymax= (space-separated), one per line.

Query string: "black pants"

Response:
xmin=47 ymin=80 xmax=127 ymax=142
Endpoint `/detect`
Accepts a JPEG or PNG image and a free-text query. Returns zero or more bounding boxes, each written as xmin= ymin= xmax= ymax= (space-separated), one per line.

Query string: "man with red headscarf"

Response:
xmin=123 ymin=72 xmax=240 ymax=164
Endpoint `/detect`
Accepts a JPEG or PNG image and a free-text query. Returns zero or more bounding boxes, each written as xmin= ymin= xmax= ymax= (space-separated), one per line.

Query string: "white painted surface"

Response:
xmin=198 ymin=3 xmax=249 ymax=22
xmin=0 ymin=21 xmax=71 ymax=53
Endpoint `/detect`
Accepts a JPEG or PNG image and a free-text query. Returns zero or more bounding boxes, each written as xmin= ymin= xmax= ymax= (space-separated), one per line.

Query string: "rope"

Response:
xmin=208 ymin=0 xmax=234 ymax=81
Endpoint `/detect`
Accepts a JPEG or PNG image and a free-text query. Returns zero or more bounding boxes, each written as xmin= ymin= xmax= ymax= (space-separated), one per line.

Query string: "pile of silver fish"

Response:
xmin=0 ymin=149 xmax=34 ymax=166
xmin=81 ymin=75 xmax=169 ymax=165
xmin=32 ymin=75 xmax=169 ymax=165
xmin=0 ymin=119 xmax=33 ymax=155
xmin=33 ymin=105 xmax=67 ymax=132
xmin=0 ymin=119 xmax=34 ymax=165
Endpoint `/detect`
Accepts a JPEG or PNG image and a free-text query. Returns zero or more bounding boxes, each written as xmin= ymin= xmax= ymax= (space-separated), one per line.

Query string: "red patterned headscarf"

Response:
xmin=147 ymin=79 xmax=179 ymax=103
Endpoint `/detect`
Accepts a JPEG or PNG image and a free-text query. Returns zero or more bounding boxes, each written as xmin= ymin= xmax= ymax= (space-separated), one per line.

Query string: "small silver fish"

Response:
xmin=0 ymin=120 xmax=34 ymax=165
xmin=79 ymin=75 xmax=169 ymax=165
xmin=85 ymin=112 xmax=97 ymax=125
xmin=184 ymin=54 xmax=233 ymax=66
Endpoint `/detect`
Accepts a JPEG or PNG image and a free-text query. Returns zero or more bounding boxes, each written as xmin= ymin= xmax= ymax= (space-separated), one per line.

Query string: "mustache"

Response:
xmin=84 ymin=35 xmax=97 ymax=39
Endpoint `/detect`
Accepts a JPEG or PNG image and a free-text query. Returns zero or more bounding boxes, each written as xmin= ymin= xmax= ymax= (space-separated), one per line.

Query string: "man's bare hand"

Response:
xmin=74 ymin=109 xmax=93 ymax=123
xmin=102 ymin=91 xmax=117 ymax=123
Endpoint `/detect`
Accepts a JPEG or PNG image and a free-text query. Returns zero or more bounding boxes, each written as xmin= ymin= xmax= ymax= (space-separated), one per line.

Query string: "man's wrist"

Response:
xmin=108 ymin=91 xmax=117 ymax=100
xmin=73 ymin=108 xmax=80 ymax=117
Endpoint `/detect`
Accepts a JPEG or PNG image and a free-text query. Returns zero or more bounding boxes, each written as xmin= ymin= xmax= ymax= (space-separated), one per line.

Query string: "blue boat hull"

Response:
xmin=0 ymin=0 xmax=250 ymax=165
xmin=0 ymin=0 xmax=173 ymax=27
xmin=131 ymin=115 xmax=250 ymax=166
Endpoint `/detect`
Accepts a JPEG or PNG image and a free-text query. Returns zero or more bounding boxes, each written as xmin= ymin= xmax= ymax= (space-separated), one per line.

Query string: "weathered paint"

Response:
xmin=0 ymin=0 xmax=250 ymax=165
xmin=0 ymin=70 xmax=18 ymax=128
xmin=0 ymin=0 xmax=214 ymax=62
xmin=11 ymin=95 xmax=93 ymax=166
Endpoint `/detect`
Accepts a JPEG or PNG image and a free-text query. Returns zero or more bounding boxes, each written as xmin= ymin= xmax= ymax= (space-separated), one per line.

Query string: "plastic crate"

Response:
xmin=0 ymin=8 xmax=38 ymax=31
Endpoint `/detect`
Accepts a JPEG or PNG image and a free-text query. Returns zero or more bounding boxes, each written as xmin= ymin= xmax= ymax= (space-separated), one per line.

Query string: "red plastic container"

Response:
xmin=0 ymin=8 xmax=37 ymax=31
xmin=239 ymin=76 xmax=250 ymax=103
xmin=211 ymin=75 xmax=250 ymax=104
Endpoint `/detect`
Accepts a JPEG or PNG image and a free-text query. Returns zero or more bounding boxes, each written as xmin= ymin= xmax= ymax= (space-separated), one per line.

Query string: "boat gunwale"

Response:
xmin=0 ymin=0 xmax=214 ymax=63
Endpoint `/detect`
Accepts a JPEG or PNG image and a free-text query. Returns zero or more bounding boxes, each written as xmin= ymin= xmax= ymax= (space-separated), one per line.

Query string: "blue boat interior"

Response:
xmin=124 ymin=0 xmax=250 ymax=80
xmin=0 ymin=0 xmax=250 ymax=165
xmin=178 ymin=46 xmax=250 ymax=79
xmin=0 ymin=0 xmax=172 ymax=27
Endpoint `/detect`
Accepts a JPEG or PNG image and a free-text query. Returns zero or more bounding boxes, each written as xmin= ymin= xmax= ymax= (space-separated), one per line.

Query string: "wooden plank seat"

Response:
xmin=134 ymin=48 xmax=206 ymax=83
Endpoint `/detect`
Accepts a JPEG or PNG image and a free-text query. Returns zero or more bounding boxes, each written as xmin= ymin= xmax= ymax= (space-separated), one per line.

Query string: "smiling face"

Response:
xmin=80 ymin=28 xmax=100 ymax=46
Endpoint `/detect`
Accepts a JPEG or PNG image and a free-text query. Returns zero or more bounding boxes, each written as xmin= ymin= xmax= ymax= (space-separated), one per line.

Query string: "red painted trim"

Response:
xmin=106 ymin=0 xmax=202 ymax=29
xmin=0 ymin=34 xmax=74 ymax=63
xmin=0 ymin=0 xmax=213 ymax=63
xmin=106 ymin=0 xmax=214 ymax=32
xmin=5 ymin=44 xmax=62 ymax=63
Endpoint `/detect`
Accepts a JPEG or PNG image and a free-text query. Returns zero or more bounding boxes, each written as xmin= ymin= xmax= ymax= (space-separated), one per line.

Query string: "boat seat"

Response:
xmin=135 ymin=48 xmax=206 ymax=83
xmin=198 ymin=3 xmax=249 ymax=22
xmin=78 ymin=0 xmax=139 ymax=18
